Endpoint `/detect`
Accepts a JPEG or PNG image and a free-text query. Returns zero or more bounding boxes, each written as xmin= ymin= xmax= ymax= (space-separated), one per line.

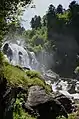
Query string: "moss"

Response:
xmin=3 ymin=64 xmax=28 ymax=88
xmin=13 ymin=98 xmax=36 ymax=119
xmin=25 ymin=70 xmax=41 ymax=78
xmin=3 ymin=62 xmax=51 ymax=92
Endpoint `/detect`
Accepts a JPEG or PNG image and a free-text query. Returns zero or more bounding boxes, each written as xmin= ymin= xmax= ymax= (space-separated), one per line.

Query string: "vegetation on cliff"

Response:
xmin=3 ymin=61 xmax=51 ymax=93
xmin=0 ymin=58 xmax=78 ymax=119
xmin=13 ymin=98 xmax=36 ymax=119
xmin=0 ymin=0 xmax=32 ymax=80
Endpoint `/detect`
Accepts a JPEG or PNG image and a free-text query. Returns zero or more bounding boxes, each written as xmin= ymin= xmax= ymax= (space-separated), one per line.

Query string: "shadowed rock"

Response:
xmin=23 ymin=86 xmax=69 ymax=119
xmin=3 ymin=43 xmax=13 ymax=62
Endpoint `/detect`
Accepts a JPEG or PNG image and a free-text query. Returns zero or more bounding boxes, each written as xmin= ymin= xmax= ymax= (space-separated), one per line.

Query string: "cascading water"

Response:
xmin=10 ymin=43 xmax=30 ymax=68
xmin=2 ymin=42 xmax=39 ymax=70
xmin=28 ymin=52 xmax=39 ymax=70
xmin=44 ymin=70 xmax=79 ymax=99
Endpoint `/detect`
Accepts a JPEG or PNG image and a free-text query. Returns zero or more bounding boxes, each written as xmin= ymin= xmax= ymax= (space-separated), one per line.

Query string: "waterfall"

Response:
xmin=2 ymin=42 xmax=39 ymax=70
xmin=28 ymin=52 xmax=39 ymax=70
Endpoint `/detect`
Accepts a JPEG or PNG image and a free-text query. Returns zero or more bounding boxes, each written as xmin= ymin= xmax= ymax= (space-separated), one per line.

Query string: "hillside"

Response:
xmin=0 ymin=57 xmax=78 ymax=119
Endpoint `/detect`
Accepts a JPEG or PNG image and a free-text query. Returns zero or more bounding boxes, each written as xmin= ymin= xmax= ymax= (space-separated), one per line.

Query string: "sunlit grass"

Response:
xmin=3 ymin=63 xmax=51 ymax=92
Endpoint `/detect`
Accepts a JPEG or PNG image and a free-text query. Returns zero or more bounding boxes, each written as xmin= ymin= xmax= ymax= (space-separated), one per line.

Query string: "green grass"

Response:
xmin=3 ymin=63 xmax=52 ymax=92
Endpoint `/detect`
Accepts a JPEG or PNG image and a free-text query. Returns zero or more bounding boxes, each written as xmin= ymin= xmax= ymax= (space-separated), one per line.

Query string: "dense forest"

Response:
xmin=22 ymin=1 xmax=79 ymax=77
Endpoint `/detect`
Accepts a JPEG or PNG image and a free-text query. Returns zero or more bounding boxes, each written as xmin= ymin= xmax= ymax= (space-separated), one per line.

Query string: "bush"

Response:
xmin=13 ymin=98 xmax=36 ymax=119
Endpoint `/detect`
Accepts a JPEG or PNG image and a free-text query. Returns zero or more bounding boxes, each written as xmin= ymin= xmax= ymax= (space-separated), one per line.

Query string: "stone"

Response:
xmin=23 ymin=86 xmax=69 ymax=119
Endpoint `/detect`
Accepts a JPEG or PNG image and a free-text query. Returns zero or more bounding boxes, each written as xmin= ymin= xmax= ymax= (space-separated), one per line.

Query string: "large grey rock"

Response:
xmin=26 ymin=86 xmax=53 ymax=107
xmin=23 ymin=86 xmax=71 ymax=119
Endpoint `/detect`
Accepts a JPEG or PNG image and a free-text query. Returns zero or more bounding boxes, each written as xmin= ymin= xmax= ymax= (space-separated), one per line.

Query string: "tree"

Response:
xmin=46 ymin=4 xmax=57 ymax=41
xmin=56 ymin=4 xmax=63 ymax=14
xmin=69 ymin=0 xmax=77 ymax=9
xmin=68 ymin=1 xmax=79 ymax=45
xmin=46 ymin=4 xmax=56 ymax=26
xmin=30 ymin=15 xmax=42 ymax=29
xmin=30 ymin=18 xmax=35 ymax=29
xmin=42 ymin=15 xmax=47 ymax=26
xmin=0 ymin=0 xmax=32 ymax=46
xmin=37 ymin=16 xmax=41 ymax=28
xmin=0 ymin=0 xmax=32 ymax=81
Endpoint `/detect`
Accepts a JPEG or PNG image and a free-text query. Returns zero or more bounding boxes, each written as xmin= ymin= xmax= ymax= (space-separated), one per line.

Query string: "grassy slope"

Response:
xmin=3 ymin=62 xmax=52 ymax=119
xmin=2 ymin=62 xmax=79 ymax=119
xmin=3 ymin=63 xmax=51 ymax=92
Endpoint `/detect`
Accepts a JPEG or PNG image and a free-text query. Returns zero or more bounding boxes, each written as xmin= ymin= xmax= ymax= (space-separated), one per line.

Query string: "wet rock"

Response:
xmin=23 ymin=67 xmax=30 ymax=70
xmin=44 ymin=70 xmax=59 ymax=82
xmin=3 ymin=43 xmax=13 ymax=62
xmin=68 ymin=81 xmax=76 ymax=94
xmin=55 ymin=93 xmax=76 ymax=113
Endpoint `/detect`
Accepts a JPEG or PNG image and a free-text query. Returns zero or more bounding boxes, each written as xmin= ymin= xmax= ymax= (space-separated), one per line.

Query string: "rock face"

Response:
xmin=23 ymin=86 xmax=76 ymax=119
xmin=55 ymin=93 xmax=76 ymax=113
xmin=0 ymin=77 xmax=26 ymax=119
xmin=26 ymin=86 xmax=53 ymax=106
xmin=0 ymin=78 xmax=15 ymax=119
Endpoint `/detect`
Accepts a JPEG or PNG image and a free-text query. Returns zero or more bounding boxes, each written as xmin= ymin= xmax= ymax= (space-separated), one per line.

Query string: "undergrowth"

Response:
xmin=3 ymin=62 xmax=52 ymax=92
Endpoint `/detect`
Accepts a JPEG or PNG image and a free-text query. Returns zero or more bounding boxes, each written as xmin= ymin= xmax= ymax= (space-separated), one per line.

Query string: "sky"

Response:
xmin=21 ymin=0 xmax=79 ymax=30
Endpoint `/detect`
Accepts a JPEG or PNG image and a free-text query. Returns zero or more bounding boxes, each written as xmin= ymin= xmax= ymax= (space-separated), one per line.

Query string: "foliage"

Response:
xmin=24 ymin=26 xmax=47 ymax=53
xmin=56 ymin=112 xmax=78 ymax=119
xmin=74 ymin=66 xmax=79 ymax=74
xmin=56 ymin=4 xmax=63 ymax=14
xmin=13 ymin=90 xmax=79 ymax=119
xmin=32 ymin=45 xmax=43 ymax=54
xmin=13 ymin=98 xmax=36 ymax=119
xmin=0 ymin=0 xmax=32 ymax=40
xmin=25 ymin=70 xmax=41 ymax=79
xmin=46 ymin=4 xmax=57 ymax=33
xmin=68 ymin=1 xmax=79 ymax=45
xmin=0 ymin=52 xmax=5 ymax=82
xmin=0 ymin=0 xmax=32 ymax=81
xmin=30 ymin=15 xmax=42 ymax=29
xmin=6 ymin=0 xmax=79 ymax=77
xmin=3 ymin=61 xmax=51 ymax=92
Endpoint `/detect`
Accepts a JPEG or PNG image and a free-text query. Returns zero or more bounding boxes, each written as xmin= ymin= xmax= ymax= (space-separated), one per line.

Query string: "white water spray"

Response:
xmin=2 ymin=42 xmax=39 ymax=70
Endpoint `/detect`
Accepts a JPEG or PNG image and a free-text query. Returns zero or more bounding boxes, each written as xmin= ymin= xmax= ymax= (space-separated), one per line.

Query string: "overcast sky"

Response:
xmin=21 ymin=0 xmax=79 ymax=30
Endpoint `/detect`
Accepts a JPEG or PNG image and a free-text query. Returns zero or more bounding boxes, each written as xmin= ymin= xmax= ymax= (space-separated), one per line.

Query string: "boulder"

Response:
xmin=68 ymin=81 xmax=76 ymax=94
xmin=23 ymin=86 xmax=72 ymax=119
xmin=55 ymin=93 xmax=76 ymax=113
